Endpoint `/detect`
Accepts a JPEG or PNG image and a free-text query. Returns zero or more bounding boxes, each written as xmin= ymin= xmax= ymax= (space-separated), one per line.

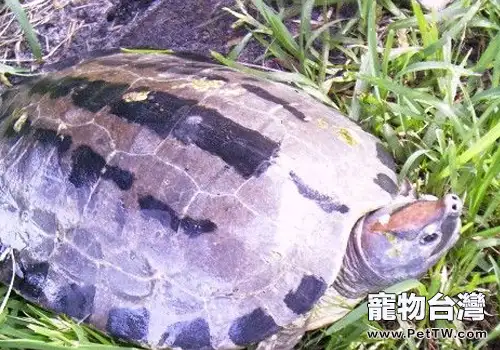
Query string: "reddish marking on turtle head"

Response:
xmin=370 ymin=199 xmax=445 ymax=233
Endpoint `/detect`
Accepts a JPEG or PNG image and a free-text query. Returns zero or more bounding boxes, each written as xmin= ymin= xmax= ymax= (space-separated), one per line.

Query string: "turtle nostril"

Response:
xmin=445 ymin=193 xmax=462 ymax=215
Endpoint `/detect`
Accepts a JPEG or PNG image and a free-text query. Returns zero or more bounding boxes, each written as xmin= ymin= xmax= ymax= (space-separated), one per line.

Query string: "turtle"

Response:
xmin=0 ymin=52 xmax=462 ymax=350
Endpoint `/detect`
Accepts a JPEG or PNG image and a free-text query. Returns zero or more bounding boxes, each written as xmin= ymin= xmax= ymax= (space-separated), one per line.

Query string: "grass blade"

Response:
xmin=4 ymin=0 xmax=42 ymax=60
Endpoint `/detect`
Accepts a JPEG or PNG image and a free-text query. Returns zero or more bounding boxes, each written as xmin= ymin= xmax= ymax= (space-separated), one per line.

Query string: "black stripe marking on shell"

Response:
xmin=241 ymin=84 xmax=307 ymax=121
xmin=138 ymin=195 xmax=217 ymax=237
xmin=27 ymin=75 xmax=279 ymax=179
xmin=171 ymin=51 xmax=217 ymax=63
xmin=110 ymin=89 xmax=280 ymax=178
xmin=29 ymin=77 xmax=58 ymax=95
xmin=92 ymin=57 xmax=132 ymax=67
xmin=228 ymin=308 xmax=280 ymax=346
xmin=109 ymin=89 xmax=198 ymax=138
xmin=155 ymin=64 xmax=204 ymax=75
xmin=198 ymin=73 xmax=230 ymax=82
xmin=15 ymin=261 xmax=49 ymax=299
xmin=373 ymin=173 xmax=399 ymax=195
xmin=29 ymin=77 xmax=129 ymax=113
xmin=103 ymin=165 xmax=135 ymax=191
xmin=160 ymin=318 xmax=212 ymax=350
xmin=72 ymin=80 xmax=129 ymax=113
xmin=52 ymin=283 xmax=95 ymax=319
xmin=26 ymin=75 xmax=280 ymax=178
xmin=173 ymin=105 xmax=280 ymax=178
xmin=284 ymin=275 xmax=327 ymax=314
xmin=289 ymin=171 xmax=350 ymax=214
xmin=48 ymin=77 xmax=88 ymax=99
xmin=0 ymin=90 xmax=17 ymax=123
xmin=69 ymin=146 xmax=134 ymax=190
xmin=106 ymin=307 xmax=149 ymax=341
xmin=33 ymin=128 xmax=72 ymax=154
xmin=376 ymin=143 xmax=396 ymax=171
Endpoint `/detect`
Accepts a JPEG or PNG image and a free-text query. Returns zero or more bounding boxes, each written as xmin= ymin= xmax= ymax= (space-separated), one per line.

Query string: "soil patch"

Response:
xmin=0 ymin=0 xmax=261 ymax=72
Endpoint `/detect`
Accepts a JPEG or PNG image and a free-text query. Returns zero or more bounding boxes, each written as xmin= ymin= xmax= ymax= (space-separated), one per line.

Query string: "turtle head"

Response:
xmin=360 ymin=193 xmax=462 ymax=277
xmin=334 ymin=193 xmax=462 ymax=298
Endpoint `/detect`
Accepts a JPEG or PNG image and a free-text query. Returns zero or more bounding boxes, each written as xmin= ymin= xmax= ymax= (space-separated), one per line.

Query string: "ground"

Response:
xmin=0 ymin=0 xmax=265 ymax=69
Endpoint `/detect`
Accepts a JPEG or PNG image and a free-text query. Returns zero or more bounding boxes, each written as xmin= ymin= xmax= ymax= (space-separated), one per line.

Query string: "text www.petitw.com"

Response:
xmin=367 ymin=328 xmax=487 ymax=339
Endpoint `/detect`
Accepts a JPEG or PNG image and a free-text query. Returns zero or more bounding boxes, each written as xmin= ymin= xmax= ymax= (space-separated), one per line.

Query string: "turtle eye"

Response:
xmin=420 ymin=232 xmax=440 ymax=244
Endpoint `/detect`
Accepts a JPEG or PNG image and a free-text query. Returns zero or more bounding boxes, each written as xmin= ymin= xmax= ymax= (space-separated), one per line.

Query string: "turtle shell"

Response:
xmin=0 ymin=53 xmax=399 ymax=349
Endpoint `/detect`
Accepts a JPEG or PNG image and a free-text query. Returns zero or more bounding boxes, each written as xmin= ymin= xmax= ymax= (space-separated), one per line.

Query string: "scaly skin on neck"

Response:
xmin=332 ymin=217 xmax=385 ymax=299
xmin=305 ymin=219 xmax=373 ymax=331
xmin=306 ymin=284 xmax=362 ymax=331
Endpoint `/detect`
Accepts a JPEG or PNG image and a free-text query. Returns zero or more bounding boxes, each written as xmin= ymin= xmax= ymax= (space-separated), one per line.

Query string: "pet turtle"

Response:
xmin=0 ymin=52 xmax=462 ymax=350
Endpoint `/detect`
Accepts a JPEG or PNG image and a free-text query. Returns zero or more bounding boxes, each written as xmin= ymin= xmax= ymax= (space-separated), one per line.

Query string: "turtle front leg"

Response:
xmin=256 ymin=314 xmax=308 ymax=350
xmin=255 ymin=285 xmax=360 ymax=350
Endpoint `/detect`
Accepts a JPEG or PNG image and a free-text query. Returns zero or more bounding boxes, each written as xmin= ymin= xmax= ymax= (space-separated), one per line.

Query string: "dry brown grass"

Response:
xmin=0 ymin=0 xmax=87 ymax=65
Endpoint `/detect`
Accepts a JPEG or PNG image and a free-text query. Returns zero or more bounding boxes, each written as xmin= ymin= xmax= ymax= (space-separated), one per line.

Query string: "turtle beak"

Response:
xmin=367 ymin=193 xmax=462 ymax=236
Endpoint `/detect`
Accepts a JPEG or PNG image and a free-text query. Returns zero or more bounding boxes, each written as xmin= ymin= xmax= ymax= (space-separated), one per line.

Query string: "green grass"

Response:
xmin=3 ymin=0 xmax=42 ymax=61
xmin=0 ymin=0 xmax=498 ymax=349
xmin=216 ymin=0 xmax=500 ymax=349
xmin=0 ymin=0 xmax=42 ymax=86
